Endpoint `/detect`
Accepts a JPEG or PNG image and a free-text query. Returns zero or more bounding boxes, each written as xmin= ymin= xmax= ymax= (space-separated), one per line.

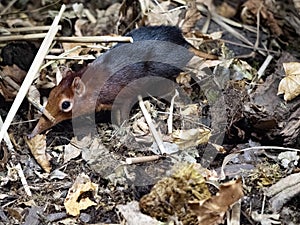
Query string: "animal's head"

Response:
xmin=29 ymin=72 xmax=87 ymax=138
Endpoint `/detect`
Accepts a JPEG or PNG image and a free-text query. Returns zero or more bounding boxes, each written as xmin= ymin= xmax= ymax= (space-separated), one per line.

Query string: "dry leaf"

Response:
xmin=181 ymin=0 xmax=201 ymax=34
xmin=63 ymin=144 xmax=82 ymax=164
xmin=146 ymin=1 xmax=181 ymax=25
xmin=132 ymin=117 xmax=150 ymax=136
xmin=277 ymin=62 xmax=300 ymax=101
xmin=189 ymin=178 xmax=244 ymax=225
xmin=216 ymin=1 xmax=237 ymax=18
xmin=117 ymin=201 xmax=161 ymax=225
xmin=27 ymin=85 xmax=40 ymax=101
xmin=64 ymin=173 xmax=98 ymax=216
xmin=25 ymin=134 xmax=51 ymax=173
xmin=251 ymin=211 xmax=280 ymax=225
xmin=0 ymin=65 xmax=27 ymax=101
xmin=180 ymin=104 xmax=199 ymax=116
xmin=176 ymin=72 xmax=192 ymax=87
xmin=172 ymin=128 xmax=211 ymax=149
xmin=64 ymin=135 xmax=92 ymax=163
xmin=241 ymin=0 xmax=283 ymax=36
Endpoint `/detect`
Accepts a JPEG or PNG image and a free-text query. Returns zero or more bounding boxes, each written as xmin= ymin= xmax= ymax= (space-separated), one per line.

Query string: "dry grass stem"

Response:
xmin=1 ymin=26 xmax=51 ymax=33
xmin=0 ymin=4 xmax=66 ymax=143
xmin=138 ymin=95 xmax=166 ymax=155
xmin=16 ymin=163 xmax=32 ymax=197
xmin=0 ymin=74 xmax=55 ymax=122
xmin=0 ymin=34 xmax=133 ymax=43
xmin=126 ymin=155 xmax=161 ymax=164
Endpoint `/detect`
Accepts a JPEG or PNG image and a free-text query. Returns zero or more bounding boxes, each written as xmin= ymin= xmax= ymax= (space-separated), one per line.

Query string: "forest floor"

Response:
xmin=0 ymin=0 xmax=300 ymax=224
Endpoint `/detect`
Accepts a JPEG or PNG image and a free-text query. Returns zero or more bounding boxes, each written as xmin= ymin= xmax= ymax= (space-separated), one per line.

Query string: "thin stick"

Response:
xmin=0 ymin=34 xmax=133 ymax=43
xmin=15 ymin=163 xmax=32 ymax=197
xmin=138 ymin=95 xmax=166 ymax=154
xmin=126 ymin=155 xmax=161 ymax=164
xmin=0 ymin=116 xmax=13 ymax=150
xmin=188 ymin=38 xmax=278 ymax=54
xmin=83 ymin=9 xmax=97 ymax=24
xmin=0 ymin=5 xmax=66 ymax=144
xmin=239 ymin=146 xmax=300 ymax=153
xmin=1 ymin=26 xmax=52 ymax=33
xmin=167 ymin=90 xmax=179 ymax=134
xmin=44 ymin=55 xmax=96 ymax=60
xmin=55 ymin=36 xmax=133 ymax=43
xmin=0 ymin=33 xmax=51 ymax=42
xmin=153 ymin=0 xmax=175 ymax=25
xmin=0 ymin=0 xmax=17 ymax=16
xmin=257 ymin=54 xmax=273 ymax=80
xmin=254 ymin=4 xmax=263 ymax=50
xmin=261 ymin=194 xmax=266 ymax=214
xmin=0 ymin=74 xmax=55 ymax=122
xmin=41 ymin=45 xmax=82 ymax=70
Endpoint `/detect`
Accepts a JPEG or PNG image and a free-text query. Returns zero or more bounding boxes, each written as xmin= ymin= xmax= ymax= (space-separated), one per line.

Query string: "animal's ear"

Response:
xmin=72 ymin=77 xmax=86 ymax=97
xmin=61 ymin=67 xmax=73 ymax=79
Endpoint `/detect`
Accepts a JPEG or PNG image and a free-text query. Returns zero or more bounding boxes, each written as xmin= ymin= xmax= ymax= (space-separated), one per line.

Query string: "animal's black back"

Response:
xmin=82 ymin=26 xmax=194 ymax=104
xmin=122 ymin=26 xmax=190 ymax=48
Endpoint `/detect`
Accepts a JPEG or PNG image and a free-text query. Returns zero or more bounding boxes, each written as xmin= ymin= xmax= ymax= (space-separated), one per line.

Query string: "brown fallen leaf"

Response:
xmin=241 ymin=0 xmax=283 ymax=36
xmin=277 ymin=62 xmax=300 ymax=101
xmin=25 ymin=134 xmax=51 ymax=173
xmin=0 ymin=65 xmax=27 ymax=101
xmin=189 ymin=178 xmax=244 ymax=225
xmin=64 ymin=173 xmax=98 ymax=216
xmin=181 ymin=0 xmax=201 ymax=34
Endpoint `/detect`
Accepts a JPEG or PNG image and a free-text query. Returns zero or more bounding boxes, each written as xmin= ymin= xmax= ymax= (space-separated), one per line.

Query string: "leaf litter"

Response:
xmin=0 ymin=0 xmax=300 ymax=225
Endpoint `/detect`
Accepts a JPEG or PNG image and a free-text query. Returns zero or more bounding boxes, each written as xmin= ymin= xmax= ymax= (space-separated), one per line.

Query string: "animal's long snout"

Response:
xmin=28 ymin=116 xmax=55 ymax=139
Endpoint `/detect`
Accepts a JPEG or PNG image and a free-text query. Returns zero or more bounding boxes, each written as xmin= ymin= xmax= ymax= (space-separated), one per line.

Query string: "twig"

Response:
xmin=0 ymin=26 xmax=51 ymax=33
xmin=257 ymin=55 xmax=273 ymax=80
xmin=201 ymin=10 xmax=211 ymax=34
xmin=171 ymin=0 xmax=186 ymax=5
xmin=207 ymin=38 xmax=278 ymax=54
xmin=15 ymin=163 xmax=32 ymax=197
xmin=239 ymin=146 xmax=300 ymax=153
xmin=138 ymin=95 xmax=166 ymax=154
xmin=167 ymin=90 xmax=179 ymax=134
xmin=0 ymin=4 xmax=66 ymax=144
xmin=0 ymin=116 xmax=13 ymax=150
xmin=221 ymin=145 xmax=300 ymax=179
xmin=261 ymin=194 xmax=266 ymax=214
xmin=0 ymin=74 xmax=55 ymax=122
xmin=0 ymin=34 xmax=133 ymax=43
xmin=196 ymin=4 xmax=253 ymax=46
xmin=126 ymin=155 xmax=162 ymax=164
xmin=153 ymin=0 xmax=175 ymax=25
xmin=44 ymin=55 xmax=96 ymax=60
xmin=0 ymin=0 xmax=17 ymax=16
xmin=83 ymin=9 xmax=97 ymax=24
xmin=254 ymin=4 xmax=263 ymax=50
xmin=227 ymin=199 xmax=241 ymax=225
xmin=0 ymin=33 xmax=52 ymax=42
xmin=56 ymin=36 xmax=133 ymax=43
xmin=41 ymin=45 xmax=82 ymax=70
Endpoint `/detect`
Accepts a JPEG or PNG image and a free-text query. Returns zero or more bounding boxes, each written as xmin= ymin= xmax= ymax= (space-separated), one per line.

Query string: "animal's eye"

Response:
xmin=62 ymin=101 xmax=71 ymax=110
xmin=60 ymin=100 xmax=73 ymax=112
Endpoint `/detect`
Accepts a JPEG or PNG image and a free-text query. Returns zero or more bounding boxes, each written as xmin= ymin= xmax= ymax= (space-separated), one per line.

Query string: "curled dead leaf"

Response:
xmin=25 ymin=134 xmax=51 ymax=173
xmin=189 ymin=178 xmax=244 ymax=225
